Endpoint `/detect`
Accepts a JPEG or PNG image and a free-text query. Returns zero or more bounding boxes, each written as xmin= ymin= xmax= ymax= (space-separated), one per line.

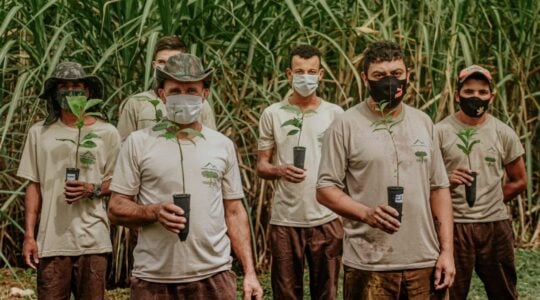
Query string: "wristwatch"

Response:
xmin=93 ymin=183 xmax=102 ymax=198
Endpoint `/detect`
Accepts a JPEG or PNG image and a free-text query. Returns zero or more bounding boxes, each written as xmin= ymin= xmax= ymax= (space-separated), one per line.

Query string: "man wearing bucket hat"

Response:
xmin=117 ymin=35 xmax=216 ymax=141
xmin=17 ymin=62 xmax=121 ymax=299
xmin=108 ymin=53 xmax=263 ymax=299
xmin=436 ymin=65 xmax=526 ymax=300
xmin=257 ymin=44 xmax=344 ymax=300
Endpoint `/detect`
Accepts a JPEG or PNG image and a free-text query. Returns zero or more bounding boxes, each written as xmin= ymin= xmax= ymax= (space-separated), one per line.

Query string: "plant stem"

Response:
xmin=297 ymin=113 xmax=304 ymax=147
xmin=467 ymin=154 xmax=472 ymax=171
xmin=75 ymin=127 xmax=81 ymax=169
xmin=387 ymin=125 xmax=400 ymax=186
xmin=176 ymin=138 xmax=186 ymax=195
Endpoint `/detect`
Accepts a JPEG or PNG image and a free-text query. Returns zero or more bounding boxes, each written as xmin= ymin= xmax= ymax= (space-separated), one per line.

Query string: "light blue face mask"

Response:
xmin=165 ymin=94 xmax=203 ymax=124
xmin=292 ymin=74 xmax=319 ymax=97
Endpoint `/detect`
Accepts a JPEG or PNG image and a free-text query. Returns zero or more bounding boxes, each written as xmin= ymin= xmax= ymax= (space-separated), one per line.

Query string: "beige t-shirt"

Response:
xmin=436 ymin=114 xmax=524 ymax=222
xmin=17 ymin=119 xmax=120 ymax=257
xmin=117 ymin=90 xmax=216 ymax=141
xmin=258 ymin=98 xmax=343 ymax=227
xmin=317 ymin=101 xmax=449 ymax=271
xmin=110 ymin=126 xmax=245 ymax=283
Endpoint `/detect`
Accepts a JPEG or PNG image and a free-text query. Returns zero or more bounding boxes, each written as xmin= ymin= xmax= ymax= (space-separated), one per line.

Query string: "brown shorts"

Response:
xmin=37 ymin=254 xmax=107 ymax=300
xmin=343 ymin=266 xmax=449 ymax=300
xmin=451 ymin=220 xmax=517 ymax=300
xmin=130 ymin=270 xmax=237 ymax=300
xmin=270 ymin=218 xmax=343 ymax=300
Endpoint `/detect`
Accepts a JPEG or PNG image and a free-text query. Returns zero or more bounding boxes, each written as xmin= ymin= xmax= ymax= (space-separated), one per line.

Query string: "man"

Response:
xmin=18 ymin=62 xmax=121 ymax=299
xmin=257 ymin=45 xmax=344 ymax=300
xmin=436 ymin=65 xmax=527 ymax=300
xmin=108 ymin=53 xmax=263 ymax=300
xmin=316 ymin=40 xmax=455 ymax=299
xmin=117 ymin=35 xmax=216 ymax=141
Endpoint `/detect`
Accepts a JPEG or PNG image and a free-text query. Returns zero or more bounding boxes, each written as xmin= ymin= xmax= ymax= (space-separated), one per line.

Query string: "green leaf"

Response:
xmin=79 ymin=152 xmax=96 ymax=165
xmin=56 ymin=138 xmax=76 ymax=145
xmin=281 ymin=118 xmax=301 ymax=128
xmin=161 ymin=131 xmax=177 ymax=140
xmin=180 ymin=128 xmax=205 ymax=139
xmin=75 ymin=120 xmax=84 ymax=129
xmin=82 ymin=132 xmax=99 ymax=140
xmin=280 ymin=104 xmax=302 ymax=115
xmin=86 ymin=112 xmax=103 ymax=118
xmin=456 ymin=144 xmax=469 ymax=154
xmin=84 ymin=99 xmax=102 ymax=111
xmin=152 ymin=122 xmax=169 ymax=131
xmin=469 ymin=139 xmax=480 ymax=150
xmin=156 ymin=109 xmax=163 ymax=120
xmin=80 ymin=140 xmax=97 ymax=148
xmin=67 ymin=96 xmax=86 ymax=118
xmin=149 ymin=99 xmax=161 ymax=108
xmin=287 ymin=129 xmax=300 ymax=136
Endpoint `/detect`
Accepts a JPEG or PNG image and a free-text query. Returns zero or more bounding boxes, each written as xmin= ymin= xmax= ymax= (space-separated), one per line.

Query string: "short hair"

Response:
xmin=289 ymin=45 xmax=322 ymax=68
xmin=154 ymin=36 xmax=187 ymax=58
xmin=362 ymin=40 xmax=405 ymax=74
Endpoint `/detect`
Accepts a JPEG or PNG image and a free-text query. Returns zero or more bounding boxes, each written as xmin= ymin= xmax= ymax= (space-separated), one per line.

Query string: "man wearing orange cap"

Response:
xmin=436 ymin=65 xmax=527 ymax=300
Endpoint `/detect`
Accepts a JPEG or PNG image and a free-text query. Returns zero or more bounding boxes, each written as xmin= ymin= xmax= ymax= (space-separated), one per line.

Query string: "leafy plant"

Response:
xmin=280 ymin=104 xmax=316 ymax=147
xmin=56 ymin=96 xmax=103 ymax=168
xmin=134 ymin=95 xmax=164 ymax=122
xmin=371 ymin=101 xmax=403 ymax=186
xmin=152 ymin=120 xmax=205 ymax=194
xmin=456 ymin=128 xmax=480 ymax=170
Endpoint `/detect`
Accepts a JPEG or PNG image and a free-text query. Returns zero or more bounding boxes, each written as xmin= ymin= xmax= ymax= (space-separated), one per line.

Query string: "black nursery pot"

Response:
xmin=293 ymin=146 xmax=306 ymax=169
xmin=387 ymin=186 xmax=404 ymax=222
xmin=65 ymin=167 xmax=79 ymax=181
xmin=465 ymin=172 xmax=478 ymax=208
xmin=173 ymin=194 xmax=191 ymax=241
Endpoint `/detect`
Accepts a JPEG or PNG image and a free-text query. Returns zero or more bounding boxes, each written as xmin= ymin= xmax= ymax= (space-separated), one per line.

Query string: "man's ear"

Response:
xmin=85 ymin=87 xmax=91 ymax=98
xmin=286 ymin=68 xmax=293 ymax=82
xmin=158 ymin=89 xmax=166 ymax=103
xmin=361 ymin=72 xmax=368 ymax=87
xmin=318 ymin=68 xmax=324 ymax=81
xmin=489 ymin=90 xmax=496 ymax=103
xmin=454 ymin=90 xmax=460 ymax=103
xmin=202 ymin=88 xmax=209 ymax=100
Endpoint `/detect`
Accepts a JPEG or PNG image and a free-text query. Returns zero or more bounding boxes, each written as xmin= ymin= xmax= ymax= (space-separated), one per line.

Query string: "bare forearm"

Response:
xmin=503 ymin=180 xmax=527 ymax=203
xmin=108 ymin=193 xmax=158 ymax=227
xmin=99 ymin=179 xmax=112 ymax=197
xmin=24 ymin=182 xmax=41 ymax=239
xmin=225 ymin=201 xmax=257 ymax=275
xmin=430 ymin=188 xmax=454 ymax=253
xmin=316 ymin=186 xmax=368 ymax=222
xmin=256 ymin=161 xmax=281 ymax=180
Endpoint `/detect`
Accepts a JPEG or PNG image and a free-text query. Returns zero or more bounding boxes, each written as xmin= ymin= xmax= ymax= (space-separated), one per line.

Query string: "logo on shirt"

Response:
xmin=415 ymin=151 xmax=428 ymax=162
xmin=412 ymin=139 xmax=428 ymax=163
xmin=484 ymin=156 xmax=496 ymax=166
xmin=201 ymin=162 xmax=220 ymax=187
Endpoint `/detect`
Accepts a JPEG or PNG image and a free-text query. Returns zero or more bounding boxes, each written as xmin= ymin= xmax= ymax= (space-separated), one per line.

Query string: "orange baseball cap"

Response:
xmin=458 ymin=65 xmax=493 ymax=85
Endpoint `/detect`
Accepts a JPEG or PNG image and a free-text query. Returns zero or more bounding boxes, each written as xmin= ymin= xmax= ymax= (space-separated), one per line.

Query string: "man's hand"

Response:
xmin=434 ymin=250 xmax=455 ymax=290
xmin=23 ymin=237 xmax=39 ymax=269
xmin=153 ymin=202 xmax=186 ymax=234
xmin=243 ymin=272 xmax=263 ymax=300
xmin=360 ymin=205 xmax=401 ymax=234
xmin=64 ymin=180 xmax=94 ymax=203
xmin=277 ymin=164 xmax=306 ymax=183
xmin=449 ymin=167 xmax=474 ymax=189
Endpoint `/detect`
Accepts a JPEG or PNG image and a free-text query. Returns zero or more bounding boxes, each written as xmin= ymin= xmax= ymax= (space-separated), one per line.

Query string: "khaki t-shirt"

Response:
xmin=436 ymin=114 xmax=524 ymax=222
xmin=317 ymin=102 xmax=449 ymax=271
xmin=17 ymin=119 xmax=120 ymax=257
xmin=258 ymin=98 xmax=343 ymax=227
xmin=117 ymin=90 xmax=216 ymax=141
xmin=110 ymin=126 xmax=245 ymax=283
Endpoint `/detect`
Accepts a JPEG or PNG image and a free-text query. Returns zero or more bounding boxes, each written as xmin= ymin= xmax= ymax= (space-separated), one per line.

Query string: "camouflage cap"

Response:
xmin=457 ymin=65 xmax=493 ymax=89
xmin=155 ymin=53 xmax=214 ymax=90
xmin=39 ymin=61 xmax=104 ymax=101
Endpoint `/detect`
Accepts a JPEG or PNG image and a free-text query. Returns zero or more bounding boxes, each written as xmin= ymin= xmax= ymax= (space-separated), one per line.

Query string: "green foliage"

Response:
xmin=56 ymin=96 xmax=103 ymax=168
xmin=456 ymin=127 xmax=480 ymax=170
xmin=280 ymin=104 xmax=316 ymax=146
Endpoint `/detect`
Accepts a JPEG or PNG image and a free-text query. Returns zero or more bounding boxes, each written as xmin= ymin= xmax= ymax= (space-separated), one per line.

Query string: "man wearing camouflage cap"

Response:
xmin=108 ymin=53 xmax=263 ymax=299
xmin=436 ymin=65 xmax=527 ymax=299
xmin=117 ymin=35 xmax=216 ymax=141
xmin=17 ymin=62 xmax=121 ymax=299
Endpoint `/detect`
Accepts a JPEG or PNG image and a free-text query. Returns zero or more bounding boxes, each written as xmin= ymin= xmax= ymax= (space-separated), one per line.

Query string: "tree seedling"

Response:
xmin=56 ymin=95 xmax=102 ymax=201
xmin=152 ymin=119 xmax=205 ymax=241
xmin=280 ymin=104 xmax=316 ymax=169
xmin=371 ymin=101 xmax=404 ymax=222
xmin=456 ymin=127 xmax=480 ymax=207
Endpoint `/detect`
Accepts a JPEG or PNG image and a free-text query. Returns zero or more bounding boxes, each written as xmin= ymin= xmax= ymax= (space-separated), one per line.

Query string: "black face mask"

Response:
xmin=367 ymin=76 xmax=408 ymax=109
xmin=459 ymin=96 xmax=489 ymax=118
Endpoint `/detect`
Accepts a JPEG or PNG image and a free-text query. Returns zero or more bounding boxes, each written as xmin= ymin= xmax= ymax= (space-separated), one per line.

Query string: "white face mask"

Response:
xmin=165 ymin=94 xmax=203 ymax=124
xmin=292 ymin=74 xmax=319 ymax=97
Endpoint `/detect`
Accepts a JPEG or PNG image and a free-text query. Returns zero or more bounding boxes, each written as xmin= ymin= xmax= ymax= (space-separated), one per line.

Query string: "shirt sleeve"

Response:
xmin=221 ymin=140 xmax=245 ymax=200
xmin=500 ymin=125 xmax=525 ymax=165
xmin=257 ymin=108 xmax=275 ymax=151
xmin=430 ymin=124 xmax=450 ymax=190
xmin=102 ymin=127 xmax=122 ymax=182
xmin=317 ymin=120 xmax=347 ymax=190
xmin=109 ymin=133 xmax=141 ymax=196
xmin=17 ymin=125 xmax=40 ymax=183
xmin=117 ymin=98 xmax=139 ymax=142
